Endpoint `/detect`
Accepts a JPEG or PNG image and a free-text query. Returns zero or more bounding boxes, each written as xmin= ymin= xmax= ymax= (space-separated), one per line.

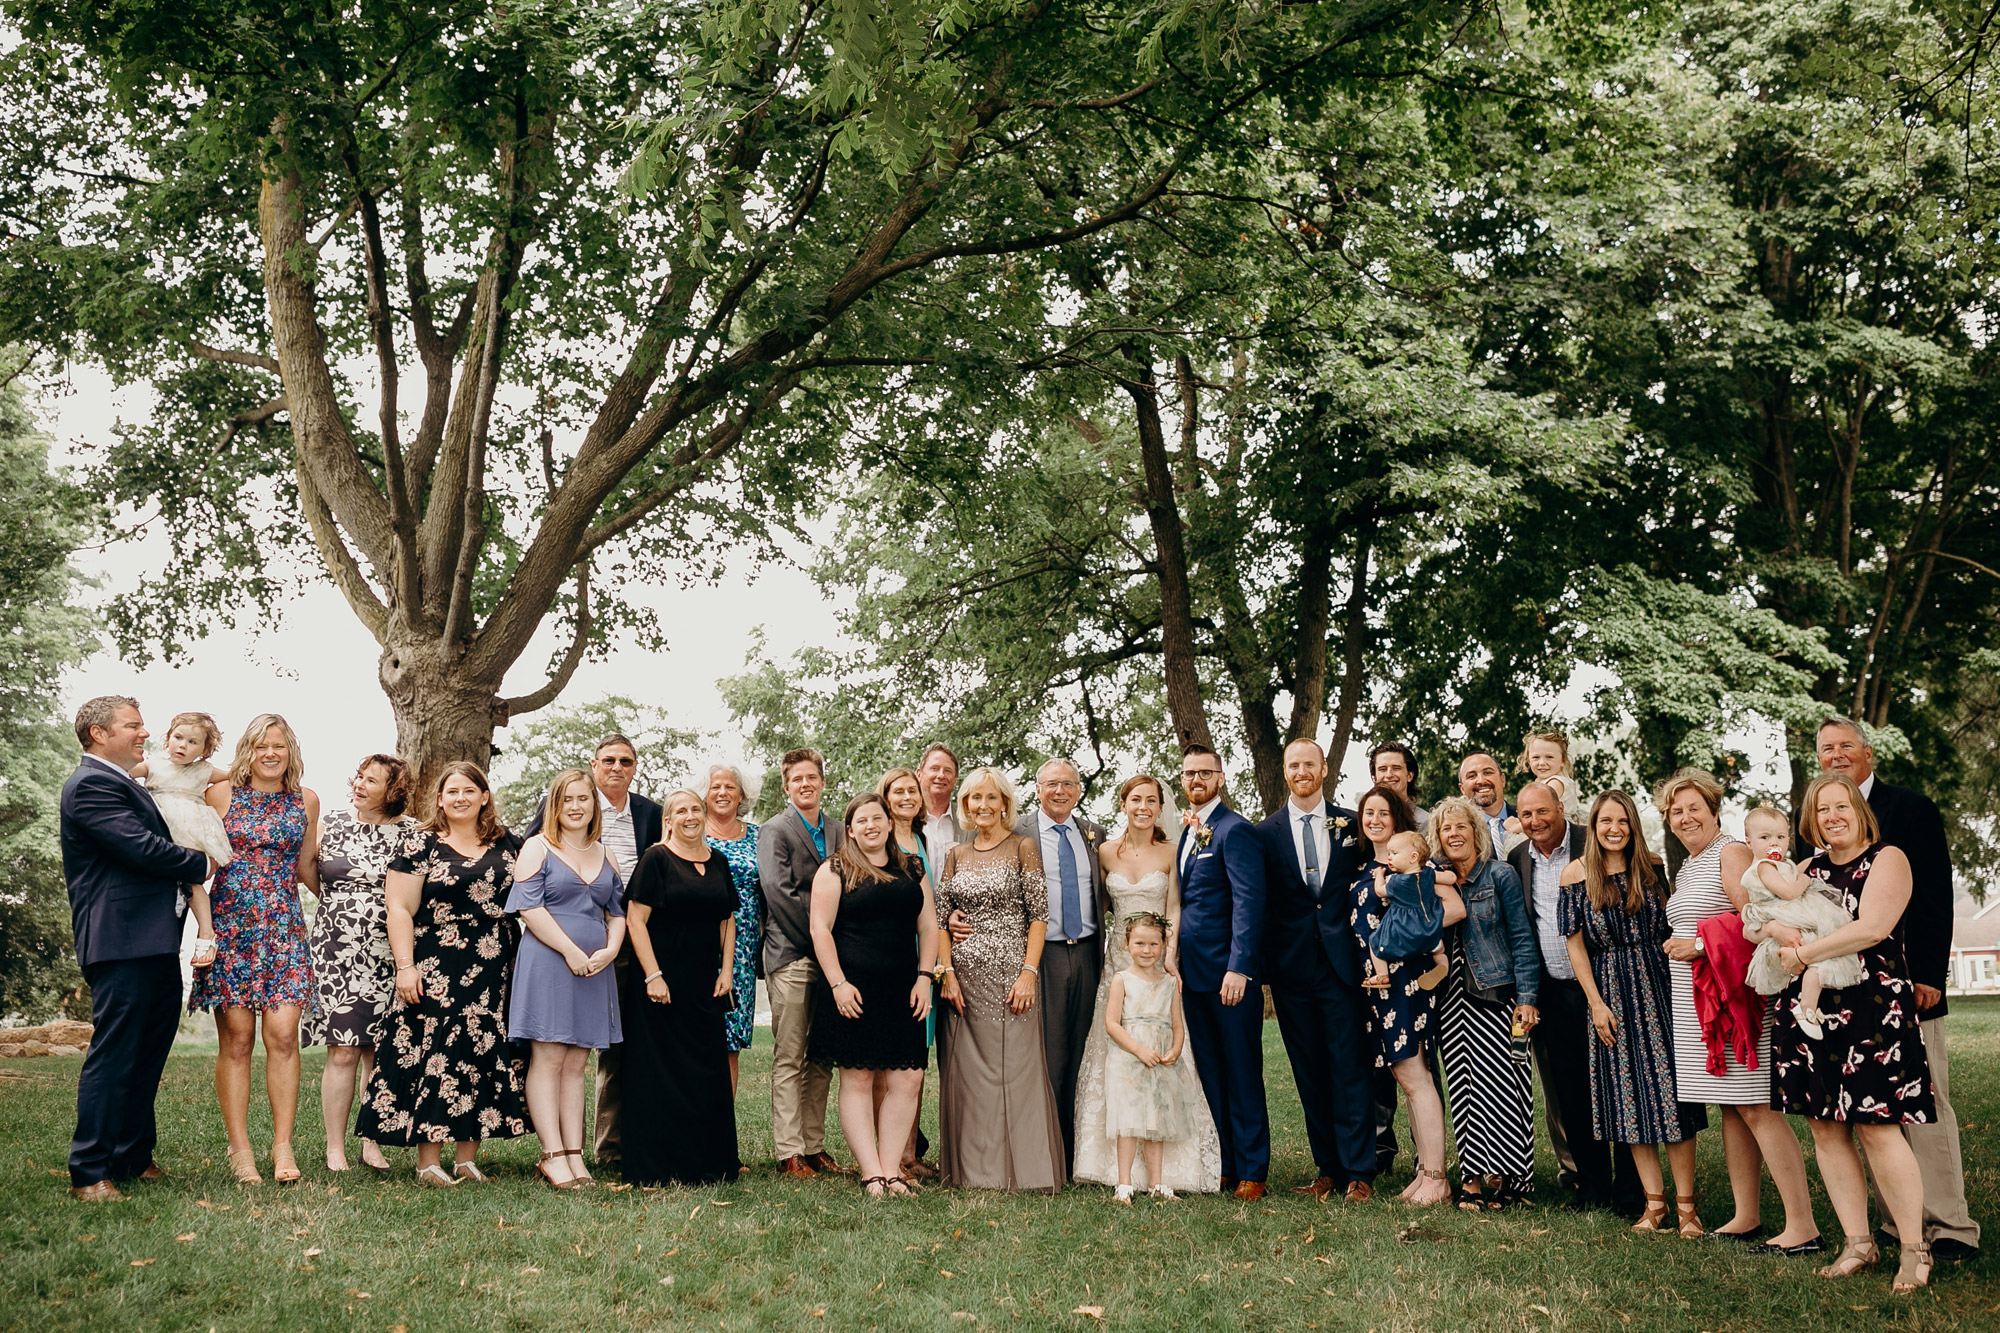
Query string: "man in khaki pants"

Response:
xmin=757 ymin=748 xmax=847 ymax=1177
xmin=1817 ymin=717 xmax=1981 ymax=1263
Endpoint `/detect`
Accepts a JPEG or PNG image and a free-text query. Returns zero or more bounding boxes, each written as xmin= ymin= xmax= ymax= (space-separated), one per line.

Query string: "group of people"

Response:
xmin=57 ymin=694 xmax=1976 ymax=1295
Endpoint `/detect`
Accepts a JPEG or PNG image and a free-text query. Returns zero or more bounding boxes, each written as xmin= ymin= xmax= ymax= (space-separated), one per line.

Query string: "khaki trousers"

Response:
xmin=1872 ymin=1016 xmax=1980 ymax=1247
xmin=767 ymin=956 xmax=832 ymax=1160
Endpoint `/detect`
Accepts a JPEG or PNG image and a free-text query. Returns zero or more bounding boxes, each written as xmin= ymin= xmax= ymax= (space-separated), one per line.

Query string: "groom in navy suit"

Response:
xmin=61 ymin=696 xmax=214 ymax=1200
xmin=1175 ymin=743 xmax=1270 ymax=1201
xmin=1257 ymin=737 xmax=1378 ymax=1200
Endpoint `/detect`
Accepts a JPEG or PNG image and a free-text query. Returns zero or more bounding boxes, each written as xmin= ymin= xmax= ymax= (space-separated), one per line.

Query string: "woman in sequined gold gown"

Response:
xmin=933 ymin=766 xmax=1065 ymax=1191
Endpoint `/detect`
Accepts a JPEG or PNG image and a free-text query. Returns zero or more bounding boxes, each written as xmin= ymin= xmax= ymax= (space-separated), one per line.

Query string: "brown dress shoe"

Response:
xmin=805 ymin=1152 xmax=852 ymax=1176
xmin=1293 ymin=1176 xmax=1335 ymax=1199
xmin=778 ymin=1155 xmax=818 ymax=1178
xmin=907 ymin=1160 xmax=940 ymax=1180
xmin=1232 ymin=1180 xmax=1267 ymax=1202
xmin=1219 ymin=1176 xmax=1238 ymax=1194
xmin=70 ymin=1181 xmax=124 ymax=1202
xmin=1345 ymin=1180 xmax=1375 ymax=1203
xmin=136 ymin=1164 xmax=168 ymax=1182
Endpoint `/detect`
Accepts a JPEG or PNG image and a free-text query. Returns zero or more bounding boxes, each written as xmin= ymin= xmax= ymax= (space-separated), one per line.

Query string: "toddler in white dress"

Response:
xmin=1737 ymin=804 xmax=1864 ymax=1040
xmin=1103 ymin=913 xmax=1198 ymax=1203
xmin=1507 ymin=729 xmax=1582 ymax=831
xmin=131 ymin=712 xmax=231 ymax=967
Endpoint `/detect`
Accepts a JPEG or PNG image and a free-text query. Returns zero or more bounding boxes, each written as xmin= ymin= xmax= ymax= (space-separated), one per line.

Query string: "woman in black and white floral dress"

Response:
xmin=304 ymin=754 xmax=414 ymax=1173
xmin=356 ymin=762 xmax=530 ymax=1187
xmin=1764 ymin=773 xmax=1934 ymax=1293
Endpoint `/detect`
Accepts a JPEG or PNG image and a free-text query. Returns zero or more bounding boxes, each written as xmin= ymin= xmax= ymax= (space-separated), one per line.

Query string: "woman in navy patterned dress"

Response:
xmin=1766 ymin=773 xmax=1934 ymax=1292
xmin=703 ymin=763 xmax=762 ymax=1091
xmin=1350 ymin=785 xmax=1451 ymax=1205
xmin=188 ymin=714 xmax=321 ymax=1185
xmin=1556 ymin=791 xmax=1693 ymax=1234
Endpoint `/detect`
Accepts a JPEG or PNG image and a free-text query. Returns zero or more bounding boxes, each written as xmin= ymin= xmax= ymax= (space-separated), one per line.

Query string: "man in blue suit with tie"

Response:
xmin=1258 ymin=737 xmax=1377 ymax=1201
xmin=60 ymin=697 xmax=214 ymax=1200
xmin=1175 ymin=743 xmax=1270 ymax=1201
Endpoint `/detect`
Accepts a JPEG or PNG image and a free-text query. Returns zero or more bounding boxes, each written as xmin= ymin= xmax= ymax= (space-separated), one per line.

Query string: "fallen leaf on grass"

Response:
xmin=1528 ymin=1306 xmax=1550 ymax=1316
xmin=345 ymin=1290 xmax=372 ymax=1299
xmin=518 ymin=1267 xmax=540 ymax=1276
xmin=195 ymin=1200 xmax=213 ymax=1209
xmin=389 ymin=1326 xmax=409 ymax=1332
xmin=952 ymin=1227 xmax=964 ymax=1239
xmin=658 ymin=1276 xmax=675 ymax=1287
xmin=75 ymin=1235 xmax=94 ymax=1244
xmin=950 ymin=1315 xmax=976 ymax=1324
xmin=1301 ymin=1227 xmax=1314 ymax=1244
xmin=1072 ymin=1307 xmax=1105 ymax=1320
xmin=304 ymin=1248 xmax=323 ymax=1258
xmin=1281 ymin=1277 xmax=1296 ymax=1286
xmin=1530 ymin=1229 xmax=1549 ymax=1237
xmin=809 ymin=1307 xmax=826 ymax=1318
xmin=175 ymin=1233 xmax=195 ymax=1243
xmin=710 ymin=1200 xmax=732 ymax=1207
xmin=939 ymin=1270 xmax=954 ymax=1278
xmin=129 ymin=1259 xmax=155 ymax=1267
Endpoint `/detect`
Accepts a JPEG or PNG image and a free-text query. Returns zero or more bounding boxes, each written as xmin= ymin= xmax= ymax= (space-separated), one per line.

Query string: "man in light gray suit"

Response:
xmin=1021 ymin=758 xmax=1108 ymax=1170
xmin=756 ymin=747 xmax=847 ymax=1178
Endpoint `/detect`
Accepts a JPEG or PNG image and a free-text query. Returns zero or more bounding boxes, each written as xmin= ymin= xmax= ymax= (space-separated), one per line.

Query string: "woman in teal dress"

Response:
xmin=703 ymin=764 xmax=762 ymax=1092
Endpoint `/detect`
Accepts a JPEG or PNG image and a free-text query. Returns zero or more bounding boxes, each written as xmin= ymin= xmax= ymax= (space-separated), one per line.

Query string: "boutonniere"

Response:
xmin=1181 ymin=809 xmax=1213 ymax=847
xmin=1083 ymin=828 xmax=1098 ymax=845
xmin=1327 ymin=815 xmax=1348 ymax=833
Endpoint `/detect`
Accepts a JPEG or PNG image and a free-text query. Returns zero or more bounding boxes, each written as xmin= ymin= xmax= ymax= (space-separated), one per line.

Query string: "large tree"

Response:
xmin=0 ymin=0 xmax=1466 ymax=795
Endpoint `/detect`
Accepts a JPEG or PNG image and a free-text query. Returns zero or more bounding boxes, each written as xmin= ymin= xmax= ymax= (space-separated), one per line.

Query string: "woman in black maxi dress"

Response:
xmin=620 ymin=838 xmax=741 ymax=1186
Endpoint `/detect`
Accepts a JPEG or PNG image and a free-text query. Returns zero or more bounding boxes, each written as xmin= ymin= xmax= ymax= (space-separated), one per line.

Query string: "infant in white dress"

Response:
xmin=1737 ymin=806 xmax=1864 ymax=1040
xmin=131 ymin=712 xmax=231 ymax=966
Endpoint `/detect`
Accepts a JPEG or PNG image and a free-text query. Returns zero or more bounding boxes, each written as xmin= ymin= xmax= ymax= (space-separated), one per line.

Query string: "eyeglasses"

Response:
xmin=1041 ymin=779 xmax=1080 ymax=790
xmin=1180 ymin=768 xmax=1222 ymax=780
xmin=595 ymin=756 xmax=637 ymax=768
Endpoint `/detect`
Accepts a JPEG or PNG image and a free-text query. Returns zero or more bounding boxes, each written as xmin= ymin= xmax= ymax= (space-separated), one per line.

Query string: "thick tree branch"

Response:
xmin=498 ymin=561 xmax=592 ymax=721
xmin=188 ymin=339 xmax=279 ymax=374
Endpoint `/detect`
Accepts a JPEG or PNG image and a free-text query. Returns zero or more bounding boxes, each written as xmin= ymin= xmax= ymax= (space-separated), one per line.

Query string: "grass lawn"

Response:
xmin=2 ymin=1000 xmax=1995 ymax=1331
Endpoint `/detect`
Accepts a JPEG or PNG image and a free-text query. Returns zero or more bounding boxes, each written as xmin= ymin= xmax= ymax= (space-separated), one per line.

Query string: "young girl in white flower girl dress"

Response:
xmin=1103 ymin=912 xmax=1199 ymax=1203
xmin=130 ymin=711 xmax=232 ymax=967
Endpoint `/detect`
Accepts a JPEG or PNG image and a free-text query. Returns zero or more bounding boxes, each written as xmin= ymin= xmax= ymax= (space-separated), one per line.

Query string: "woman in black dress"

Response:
xmin=357 ymin=762 xmax=530 ymax=1187
xmin=809 ymin=791 xmax=938 ymax=1196
xmin=1764 ymin=773 xmax=1935 ymax=1292
xmin=621 ymin=789 xmax=741 ymax=1186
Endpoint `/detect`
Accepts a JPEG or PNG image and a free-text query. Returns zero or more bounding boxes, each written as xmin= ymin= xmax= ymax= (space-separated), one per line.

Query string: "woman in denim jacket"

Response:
xmin=1429 ymin=796 xmax=1541 ymax=1208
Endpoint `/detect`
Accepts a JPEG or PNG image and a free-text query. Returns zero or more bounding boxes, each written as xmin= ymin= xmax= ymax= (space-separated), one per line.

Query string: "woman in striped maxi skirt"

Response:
xmin=1428 ymin=798 xmax=1541 ymax=1209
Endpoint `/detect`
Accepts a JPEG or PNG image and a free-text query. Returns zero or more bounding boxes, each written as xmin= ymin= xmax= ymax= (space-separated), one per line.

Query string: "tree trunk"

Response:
xmin=377 ymin=637 xmax=507 ymax=815
xmin=1124 ymin=360 xmax=1213 ymax=753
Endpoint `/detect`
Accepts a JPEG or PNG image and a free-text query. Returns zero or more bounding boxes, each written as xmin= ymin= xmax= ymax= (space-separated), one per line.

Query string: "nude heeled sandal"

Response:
xmin=225 ymin=1146 xmax=262 ymax=1185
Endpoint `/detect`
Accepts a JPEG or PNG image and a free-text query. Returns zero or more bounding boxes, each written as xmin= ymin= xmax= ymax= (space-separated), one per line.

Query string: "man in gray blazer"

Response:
xmin=756 ymin=747 xmax=847 ymax=1178
xmin=1019 ymin=758 xmax=1108 ymax=1170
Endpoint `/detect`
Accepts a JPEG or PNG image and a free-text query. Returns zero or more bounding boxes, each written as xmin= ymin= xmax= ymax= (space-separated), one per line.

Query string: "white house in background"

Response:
xmin=1949 ymin=887 xmax=2000 ymax=992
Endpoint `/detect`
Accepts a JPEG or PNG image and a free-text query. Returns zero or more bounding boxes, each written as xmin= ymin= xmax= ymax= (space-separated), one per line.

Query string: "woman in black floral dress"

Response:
xmin=357 ymin=762 xmax=530 ymax=1187
xmin=1765 ymin=773 xmax=1934 ymax=1292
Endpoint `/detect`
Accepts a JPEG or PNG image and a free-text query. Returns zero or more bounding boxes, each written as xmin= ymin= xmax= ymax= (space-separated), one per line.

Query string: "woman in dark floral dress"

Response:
xmin=1350 ymin=785 xmax=1452 ymax=1206
xmin=702 ymin=763 xmax=762 ymax=1088
xmin=1765 ymin=773 xmax=1934 ymax=1292
xmin=304 ymin=754 xmax=413 ymax=1174
xmin=189 ymin=714 xmax=321 ymax=1186
xmin=1557 ymin=791 xmax=1695 ymax=1235
xmin=357 ymin=762 xmax=529 ymax=1188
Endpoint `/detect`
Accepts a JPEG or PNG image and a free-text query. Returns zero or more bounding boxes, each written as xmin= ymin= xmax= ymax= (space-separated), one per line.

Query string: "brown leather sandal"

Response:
xmin=535 ymin=1151 xmax=575 ymax=1190
xmin=1675 ymin=1194 xmax=1704 ymax=1239
xmin=1631 ymin=1191 xmax=1668 ymax=1232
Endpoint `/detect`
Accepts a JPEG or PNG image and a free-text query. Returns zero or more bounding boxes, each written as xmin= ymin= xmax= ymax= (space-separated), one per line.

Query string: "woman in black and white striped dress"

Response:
xmin=1428 ymin=797 xmax=1541 ymax=1209
xmin=1656 ymin=770 xmax=1820 ymax=1252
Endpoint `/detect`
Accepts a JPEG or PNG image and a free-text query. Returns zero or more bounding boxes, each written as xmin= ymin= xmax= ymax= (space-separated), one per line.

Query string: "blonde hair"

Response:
xmin=1387 ymin=830 xmax=1429 ymax=862
xmin=1742 ymin=803 xmax=1791 ymax=838
xmin=662 ymin=787 xmax=707 ymax=841
xmin=543 ymin=768 xmax=603 ymax=845
xmin=227 ymin=713 xmax=304 ymax=792
xmin=1425 ymin=796 xmax=1493 ymax=864
xmin=956 ymin=766 xmax=1019 ymax=827
xmin=1798 ymin=773 xmax=1881 ymax=850
xmin=165 ymin=711 xmax=223 ymax=759
xmin=1653 ymin=767 xmax=1724 ymax=818
xmin=1516 ymin=730 xmax=1573 ymax=777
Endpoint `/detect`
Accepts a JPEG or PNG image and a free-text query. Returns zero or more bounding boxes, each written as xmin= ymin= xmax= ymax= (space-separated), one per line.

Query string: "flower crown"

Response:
xmin=1122 ymin=910 xmax=1173 ymax=941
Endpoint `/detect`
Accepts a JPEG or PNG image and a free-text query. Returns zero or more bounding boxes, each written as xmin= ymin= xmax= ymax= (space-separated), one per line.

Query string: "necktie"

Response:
xmin=1301 ymin=811 xmax=1322 ymax=898
xmin=1052 ymin=822 xmax=1083 ymax=941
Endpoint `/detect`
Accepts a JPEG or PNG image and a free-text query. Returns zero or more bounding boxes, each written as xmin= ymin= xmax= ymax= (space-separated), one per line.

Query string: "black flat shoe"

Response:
xmin=1932 ymin=1238 xmax=1980 ymax=1263
xmin=1766 ymin=1235 xmax=1825 ymax=1256
xmin=1708 ymin=1226 xmax=1765 ymax=1243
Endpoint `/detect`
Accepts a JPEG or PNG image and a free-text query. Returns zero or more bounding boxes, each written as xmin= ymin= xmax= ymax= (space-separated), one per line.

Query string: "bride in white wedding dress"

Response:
xmin=1070 ymin=775 xmax=1222 ymax=1192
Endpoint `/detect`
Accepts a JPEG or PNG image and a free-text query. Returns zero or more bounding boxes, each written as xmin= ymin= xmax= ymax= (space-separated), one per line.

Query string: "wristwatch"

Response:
xmin=1693 ymin=936 xmax=1706 ymax=955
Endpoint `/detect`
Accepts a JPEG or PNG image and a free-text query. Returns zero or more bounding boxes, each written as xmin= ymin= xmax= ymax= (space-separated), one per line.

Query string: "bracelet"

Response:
xmin=1021 ymin=963 xmax=1039 ymax=976
xmin=916 ymin=973 xmax=933 ymax=983
xmin=395 ymin=963 xmax=416 ymax=973
xmin=645 ymin=971 xmax=664 ymax=983
xmin=394 ymin=957 xmax=413 ymax=968
xmin=831 ymin=979 xmax=850 ymax=992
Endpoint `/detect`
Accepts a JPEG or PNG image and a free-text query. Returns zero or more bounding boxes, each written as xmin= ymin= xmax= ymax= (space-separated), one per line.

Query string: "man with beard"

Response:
xmin=1459 ymin=751 xmax=1520 ymax=855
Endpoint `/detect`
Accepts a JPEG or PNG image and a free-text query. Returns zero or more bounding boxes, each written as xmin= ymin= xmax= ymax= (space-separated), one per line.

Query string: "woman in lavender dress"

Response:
xmin=508 ymin=769 xmax=625 ymax=1189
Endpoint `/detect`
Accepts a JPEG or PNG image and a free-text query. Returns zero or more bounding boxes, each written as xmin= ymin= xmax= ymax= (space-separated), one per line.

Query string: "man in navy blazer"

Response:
xmin=1174 ymin=743 xmax=1270 ymax=1200
xmin=61 ymin=696 xmax=214 ymax=1200
xmin=1257 ymin=737 xmax=1377 ymax=1201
